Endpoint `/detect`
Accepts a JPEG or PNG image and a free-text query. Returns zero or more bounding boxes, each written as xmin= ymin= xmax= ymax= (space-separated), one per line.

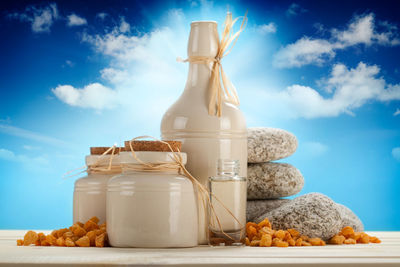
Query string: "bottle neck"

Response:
xmin=184 ymin=62 xmax=213 ymax=93
xmin=217 ymin=170 xmax=239 ymax=177
xmin=216 ymin=159 xmax=240 ymax=177
xmin=184 ymin=21 xmax=218 ymax=95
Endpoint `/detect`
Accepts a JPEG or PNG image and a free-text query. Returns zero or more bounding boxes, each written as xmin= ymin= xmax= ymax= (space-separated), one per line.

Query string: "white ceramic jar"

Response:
xmin=73 ymin=153 xmax=121 ymax=224
xmin=106 ymin=151 xmax=198 ymax=248
xmin=160 ymin=21 xmax=247 ymax=244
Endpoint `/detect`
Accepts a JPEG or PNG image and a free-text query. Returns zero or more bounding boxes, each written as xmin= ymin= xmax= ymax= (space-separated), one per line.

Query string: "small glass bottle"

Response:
xmin=208 ymin=159 xmax=247 ymax=246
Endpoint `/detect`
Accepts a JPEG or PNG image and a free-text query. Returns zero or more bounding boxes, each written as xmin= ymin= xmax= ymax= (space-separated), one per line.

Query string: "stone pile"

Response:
xmin=246 ymin=127 xmax=364 ymax=240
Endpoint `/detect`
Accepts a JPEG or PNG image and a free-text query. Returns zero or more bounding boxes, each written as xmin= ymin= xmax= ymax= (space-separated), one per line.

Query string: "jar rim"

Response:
xmin=85 ymin=154 xmax=121 ymax=166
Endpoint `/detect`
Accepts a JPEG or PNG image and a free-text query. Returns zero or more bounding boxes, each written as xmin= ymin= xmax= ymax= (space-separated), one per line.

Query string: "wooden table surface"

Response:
xmin=0 ymin=230 xmax=399 ymax=266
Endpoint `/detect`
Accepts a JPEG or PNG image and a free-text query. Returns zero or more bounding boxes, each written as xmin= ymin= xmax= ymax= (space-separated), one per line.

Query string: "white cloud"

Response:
xmin=313 ymin=23 xmax=325 ymax=34
xmin=0 ymin=124 xmax=69 ymax=147
xmin=119 ymin=17 xmax=130 ymax=33
xmin=54 ymin=10 xmax=187 ymax=122
xmin=286 ymin=3 xmax=307 ymax=18
xmin=274 ymin=13 xmax=400 ymax=68
xmin=52 ymin=83 xmax=118 ymax=110
xmin=67 ymin=13 xmax=87 ymax=27
xmin=392 ymin=147 xmax=400 ymax=162
xmin=96 ymin=12 xmax=108 ymax=20
xmin=332 ymin=14 xmax=400 ymax=46
xmin=189 ymin=0 xmax=199 ymax=7
xmin=0 ymin=117 xmax=11 ymax=123
xmin=23 ymin=145 xmax=41 ymax=151
xmin=0 ymin=148 xmax=15 ymax=160
xmin=257 ymin=22 xmax=277 ymax=34
xmin=333 ymin=14 xmax=375 ymax=46
xmin=394 ymin=109 xmax=400 ymax=116
xmin=32 ymin=7 xmax=57 ymax=32
xmin=302 ymin=141 xmax=329 ymax=157
xmin=250 ymin=62 xmax=400 ymax=119
xmin=0 ymin=148 xmax=49 ymax=170
xmin=274 ymin=37 xmax=335 ymax=68
xmin=8 ymin=3 xmax=59 ymax=33
xmin=64 ymin=60 xmax=74 ymax=67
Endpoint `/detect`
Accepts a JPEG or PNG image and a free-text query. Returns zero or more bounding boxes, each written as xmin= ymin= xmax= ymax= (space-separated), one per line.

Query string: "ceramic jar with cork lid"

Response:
xmin=73 ymin=147 xmax=123 ymax=224
xmin=106 ymin=141 xmax=198 ymax=248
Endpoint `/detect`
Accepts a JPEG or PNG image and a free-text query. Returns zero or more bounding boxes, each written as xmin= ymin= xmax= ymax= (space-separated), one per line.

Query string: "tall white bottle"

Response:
xmin=160 ymin=21 xmax=247 ymax=244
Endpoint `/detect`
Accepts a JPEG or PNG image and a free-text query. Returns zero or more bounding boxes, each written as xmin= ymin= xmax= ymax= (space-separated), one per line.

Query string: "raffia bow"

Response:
xmin=178 ymin=12 xmax=248 ymax=117
xmin=63 ymin=145 xmax=122 ymax=178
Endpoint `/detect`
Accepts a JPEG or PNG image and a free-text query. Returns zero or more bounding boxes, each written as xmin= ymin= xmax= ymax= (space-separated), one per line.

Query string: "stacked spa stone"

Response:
xmin=247 ymin=128 xmax=302 ymax=221
xmin=246 ymin=127 xmax=364 ymax=240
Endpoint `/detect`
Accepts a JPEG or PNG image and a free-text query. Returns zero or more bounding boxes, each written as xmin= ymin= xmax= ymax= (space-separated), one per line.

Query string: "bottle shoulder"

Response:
xmin=161 ymin=99 xmax=247 ymax=133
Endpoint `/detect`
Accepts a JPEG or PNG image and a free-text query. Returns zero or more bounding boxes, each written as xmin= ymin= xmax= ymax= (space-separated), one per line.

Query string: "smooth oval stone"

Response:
xmin=247 ymin=199 xmax=291 ymax=222
xmin=254 ymin=193 xmax=342 ymax=240
xmin=247 ymin=162 xmax=304 ymax=199
xmin=248 ymin=127 xmax=298 ymax=163
xmin=337 ymin=203 xmax=364 ymax=232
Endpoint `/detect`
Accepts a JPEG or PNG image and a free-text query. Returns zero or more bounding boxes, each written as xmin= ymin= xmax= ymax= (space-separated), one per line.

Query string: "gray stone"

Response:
xmin=254 ymin=193 xmax=342 ymax=240
xmin=248 ymin=127 xmax=298 ymax=163
xmin=337 ymin=203 xmax=364 ymax=232
xmin=247 ymin=199 xmax=291 ymax=222
xmin=247 ymin=162 xmax=304 ymax=199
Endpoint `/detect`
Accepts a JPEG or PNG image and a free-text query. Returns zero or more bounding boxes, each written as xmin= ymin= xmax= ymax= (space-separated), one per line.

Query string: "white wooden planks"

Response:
xmin=0 ymin=230 xmax=399 ymax=266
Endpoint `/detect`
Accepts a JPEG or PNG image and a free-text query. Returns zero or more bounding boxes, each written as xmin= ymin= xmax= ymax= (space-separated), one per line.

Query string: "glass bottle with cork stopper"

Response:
xmin=208 ymin=159 xmax=247 ymax=246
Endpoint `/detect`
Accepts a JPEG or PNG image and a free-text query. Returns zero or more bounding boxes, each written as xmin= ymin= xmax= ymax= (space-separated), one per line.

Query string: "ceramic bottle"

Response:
xmin=160 ymin=21 xmax=247 ymax=244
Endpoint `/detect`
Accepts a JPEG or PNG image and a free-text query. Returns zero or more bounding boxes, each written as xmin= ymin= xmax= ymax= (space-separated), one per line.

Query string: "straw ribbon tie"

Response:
xmin=62 ymin=145 xmax=122 ymax=178
xmin=177 ymin=11 xmax=248 ymax=117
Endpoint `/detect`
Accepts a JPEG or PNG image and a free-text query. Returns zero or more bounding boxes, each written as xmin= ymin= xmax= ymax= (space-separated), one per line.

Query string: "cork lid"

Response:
xmin=90 ymin=147 xmax=125 ymax=155
xmin=124 ymin=140 xmax=182 ymax=152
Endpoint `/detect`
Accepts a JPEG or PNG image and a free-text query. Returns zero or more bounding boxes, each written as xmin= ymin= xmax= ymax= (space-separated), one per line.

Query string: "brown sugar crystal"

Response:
xmin=246 ymin=218 xmax=381 ymax=248
xmin=245 ymin=219 xmax=324 ymax=247
xmin=75 ymin=236 xmax=90 ymax=247
xmin=23 ymin=231 xmax=38 ymax=246
xmin=329 ymin=235 xmax=346 ymax=245
xmin=17 ymin=216 xmax=109 ymax=247
xmin=328 ymin=226 xmax=381 ymax=245
xmin=95 ymin=233 xmax=107 ymax=247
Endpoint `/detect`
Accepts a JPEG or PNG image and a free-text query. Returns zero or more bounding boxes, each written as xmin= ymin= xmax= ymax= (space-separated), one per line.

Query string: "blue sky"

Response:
xmin=0 ymin=0 xmax=399 ymax=230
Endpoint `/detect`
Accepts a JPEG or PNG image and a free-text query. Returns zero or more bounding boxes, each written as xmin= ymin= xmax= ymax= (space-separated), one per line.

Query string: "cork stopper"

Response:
xmin=124 ymin=140 xmax=182 ymax=152
xmin=90 ymin=147 xmax=125 ymax=155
